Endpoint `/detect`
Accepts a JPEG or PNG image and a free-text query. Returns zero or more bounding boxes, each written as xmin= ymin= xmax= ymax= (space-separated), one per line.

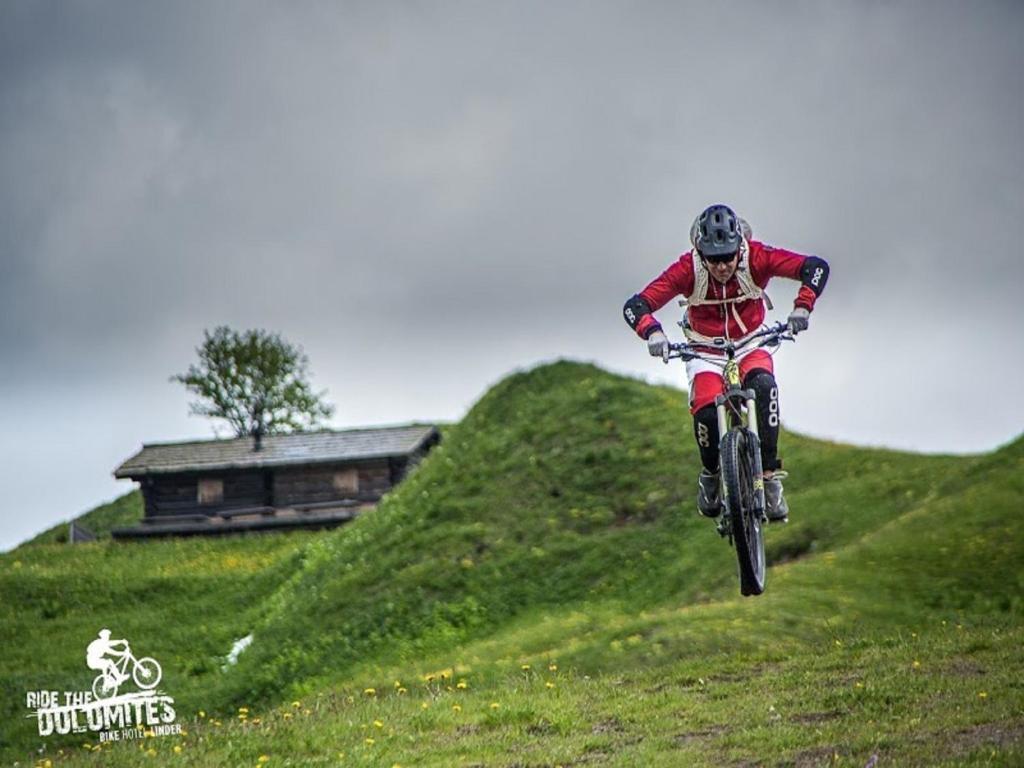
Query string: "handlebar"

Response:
xmin=663 ymin=321 xmax=795 ymax=363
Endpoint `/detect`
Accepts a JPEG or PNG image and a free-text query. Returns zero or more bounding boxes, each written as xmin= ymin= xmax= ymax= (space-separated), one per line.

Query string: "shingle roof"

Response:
xmin=114 ymin=423 xmax=439 ymax=478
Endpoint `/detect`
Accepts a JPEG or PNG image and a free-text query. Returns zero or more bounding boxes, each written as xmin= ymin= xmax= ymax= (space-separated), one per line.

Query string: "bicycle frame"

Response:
xmin=717 ymin=355 xmax=759 ymax=442
xmin=108 ymin=650 xmax=131 ymax=677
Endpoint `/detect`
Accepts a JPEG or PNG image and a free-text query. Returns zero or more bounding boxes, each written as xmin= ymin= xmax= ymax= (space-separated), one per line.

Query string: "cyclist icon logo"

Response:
xmin=85 ymin=629 xmax=162 ymax=700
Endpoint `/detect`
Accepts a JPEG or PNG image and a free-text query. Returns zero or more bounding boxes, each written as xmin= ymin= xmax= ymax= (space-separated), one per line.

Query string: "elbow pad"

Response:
xmin=623 ymin=294 xmax=652 ymax=331
xmin=799 ymin=256 xmax=830 ymax=297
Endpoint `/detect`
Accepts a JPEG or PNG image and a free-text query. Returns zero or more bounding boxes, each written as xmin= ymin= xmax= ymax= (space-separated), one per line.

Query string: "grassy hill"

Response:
xmin=1 ymin=361 xmax=1020 ymax=766
xmin=20 ymin=491 xmax=144 ymax=546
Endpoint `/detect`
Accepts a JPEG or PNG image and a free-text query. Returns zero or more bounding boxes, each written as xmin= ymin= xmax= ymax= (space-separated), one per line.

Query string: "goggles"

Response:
xmin=700 ymin=250 xmax=739 ymax=265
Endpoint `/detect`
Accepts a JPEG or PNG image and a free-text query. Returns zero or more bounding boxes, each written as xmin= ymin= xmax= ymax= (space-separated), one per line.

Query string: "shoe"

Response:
xmin=763 ymin=472 xmax=789 ymax=522
xmin=697 ymin=470 xmax=722 ymax=518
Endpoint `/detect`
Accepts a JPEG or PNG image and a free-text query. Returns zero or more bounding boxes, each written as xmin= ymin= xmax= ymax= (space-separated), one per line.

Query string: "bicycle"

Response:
xmin=663 ymin=321 xmax=796 ymax=596
xmin=91 ymin=645 xmax=162 ymax=699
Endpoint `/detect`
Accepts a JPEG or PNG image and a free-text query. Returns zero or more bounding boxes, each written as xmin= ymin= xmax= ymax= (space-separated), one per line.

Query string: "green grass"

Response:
xmin=1 ymin=360 xmax=1021 ymax=766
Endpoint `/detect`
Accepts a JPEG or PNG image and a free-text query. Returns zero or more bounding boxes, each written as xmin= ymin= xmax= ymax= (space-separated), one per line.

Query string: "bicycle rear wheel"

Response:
xmin=92 ymin=674 xmax=118 ymax=700
xmin=721 ymin=428 xmax=766 ymax=596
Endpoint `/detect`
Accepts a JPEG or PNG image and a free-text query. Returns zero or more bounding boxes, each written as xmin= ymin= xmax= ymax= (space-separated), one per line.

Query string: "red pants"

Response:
xmin=688 ymin=349 xmax=774 ymax=414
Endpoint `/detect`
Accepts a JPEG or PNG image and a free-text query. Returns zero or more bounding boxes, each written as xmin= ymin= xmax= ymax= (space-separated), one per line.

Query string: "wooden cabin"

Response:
xmin=111 ymin=424 xmax=440 ymax=539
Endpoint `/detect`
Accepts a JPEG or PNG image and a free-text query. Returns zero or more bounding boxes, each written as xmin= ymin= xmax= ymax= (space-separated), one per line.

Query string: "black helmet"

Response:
xmin=692 ymin=204 xmax=742 ymax=259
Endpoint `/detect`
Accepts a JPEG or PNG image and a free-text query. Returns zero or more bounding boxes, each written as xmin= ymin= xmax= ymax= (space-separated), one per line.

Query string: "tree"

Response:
xmin=171 ymin=326 xmax=334 ymax=440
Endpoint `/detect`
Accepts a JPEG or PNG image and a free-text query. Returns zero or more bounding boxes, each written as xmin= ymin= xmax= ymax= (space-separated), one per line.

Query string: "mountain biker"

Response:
xmin=86 ymin=628 xmax=128 ymax=685
xmin=623 ymin=204 xmax=829 ymax=521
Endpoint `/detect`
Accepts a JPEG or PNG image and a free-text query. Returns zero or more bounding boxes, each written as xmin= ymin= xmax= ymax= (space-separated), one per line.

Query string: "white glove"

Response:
xmin=647 ymin=330 xmax=669 ymax=359
xmin=787 ymin=307 xmax=810 ymax=334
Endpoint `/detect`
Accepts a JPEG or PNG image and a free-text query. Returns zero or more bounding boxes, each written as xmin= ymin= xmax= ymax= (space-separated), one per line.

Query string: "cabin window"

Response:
xmin=333 ymin=468 xmax=359 ymax=495
xmin=197 ymin=478 xmax=224 ymax=505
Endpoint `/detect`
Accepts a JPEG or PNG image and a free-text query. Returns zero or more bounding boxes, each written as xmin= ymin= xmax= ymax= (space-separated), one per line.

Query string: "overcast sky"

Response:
xmin=1 ymin=1 xmax=1021 ymax=550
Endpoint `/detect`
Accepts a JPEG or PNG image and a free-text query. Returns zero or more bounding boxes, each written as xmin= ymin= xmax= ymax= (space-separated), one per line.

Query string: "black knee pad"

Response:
xmin=743 ymin=370 xmax=777 ymax=421
xmin=692 ymin=404 xmax=720 ymax=472
xmin=743 ymin=370 xmax=781 ymax=471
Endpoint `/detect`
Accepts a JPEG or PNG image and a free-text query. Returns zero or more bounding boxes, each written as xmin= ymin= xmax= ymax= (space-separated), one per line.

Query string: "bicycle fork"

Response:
xmin=714 ymin=387 xmax=767 ymax=538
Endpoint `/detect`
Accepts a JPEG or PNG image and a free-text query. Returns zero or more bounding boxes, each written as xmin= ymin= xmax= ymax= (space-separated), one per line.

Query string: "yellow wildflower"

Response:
xmin=146 ymin=749 xmax=157 ymax=757
xmin=912 ymin=660 xmax=921 ymax=669
xmin=490 ymin=702 xmax=500 ymax=710
xmin=291 ymin=700 xmax=302 ymax=708
xmin=452 ymin=704 xmax=462 ymax=712
xmin=373 ymin=720 xmax=384 ymax=729
xmin=979 ymin=692 xmax=988 ymax=699
xmin=173 ymin=746 xmax=182 ymax=754
xmin=546 ymin=682 xmax=556 ymax=689
xmin=548 ymin=664 xmax=558 ymax=672
xmin=239 ymin=707 xmax=249 ymax=714
xmin=398 ymin=687 xmax=408 ymax=694
xmin=364 ymin=688 xmax=376 ymax=696
xmin=521 ymin=664 xmax=531 ymax=671
xmin=258 ymin=757 xmax=270 ymax=764
xmin=421 ymin=702 xmax=430 ymax=710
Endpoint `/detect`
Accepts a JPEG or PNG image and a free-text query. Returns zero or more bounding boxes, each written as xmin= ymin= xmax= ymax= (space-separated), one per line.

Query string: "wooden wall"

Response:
xmin=273 ymin=460 xmax=391 ymax=507
xmin=143 ymin=471 xmax=269 ymax=517
xmin=139 ymin=446 xmax=437 ymax=520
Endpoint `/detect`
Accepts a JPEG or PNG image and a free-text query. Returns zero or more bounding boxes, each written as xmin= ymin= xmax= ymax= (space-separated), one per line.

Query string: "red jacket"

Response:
xmin=630 ymin=241 xmax=828 ymax=341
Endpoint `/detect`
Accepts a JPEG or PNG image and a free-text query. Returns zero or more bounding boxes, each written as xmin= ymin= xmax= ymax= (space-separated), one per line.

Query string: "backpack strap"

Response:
xmin=679 ymin=238 xmax=772 ymax=337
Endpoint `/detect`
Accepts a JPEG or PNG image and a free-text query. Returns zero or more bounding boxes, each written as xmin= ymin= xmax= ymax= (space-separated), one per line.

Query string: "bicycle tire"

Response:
xmin=92 ymin=674 xmax=118 ymax=700
xmin=721 ymin=428 xmax=766 ymax=596
xmin=133 ymin=657 xmax=162 ymax=689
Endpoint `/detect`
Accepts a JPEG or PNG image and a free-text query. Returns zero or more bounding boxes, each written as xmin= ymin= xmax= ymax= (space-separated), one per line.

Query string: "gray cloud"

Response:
xmin=2 ymin=0 xmax=1022 ymax=549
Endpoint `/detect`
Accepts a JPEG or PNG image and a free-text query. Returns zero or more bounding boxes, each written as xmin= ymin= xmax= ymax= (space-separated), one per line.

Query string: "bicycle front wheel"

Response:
xmin=133 ymin=657 xmax=162 ymax=689
xmin=721 ymin=428 xmax=766 ymax=596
